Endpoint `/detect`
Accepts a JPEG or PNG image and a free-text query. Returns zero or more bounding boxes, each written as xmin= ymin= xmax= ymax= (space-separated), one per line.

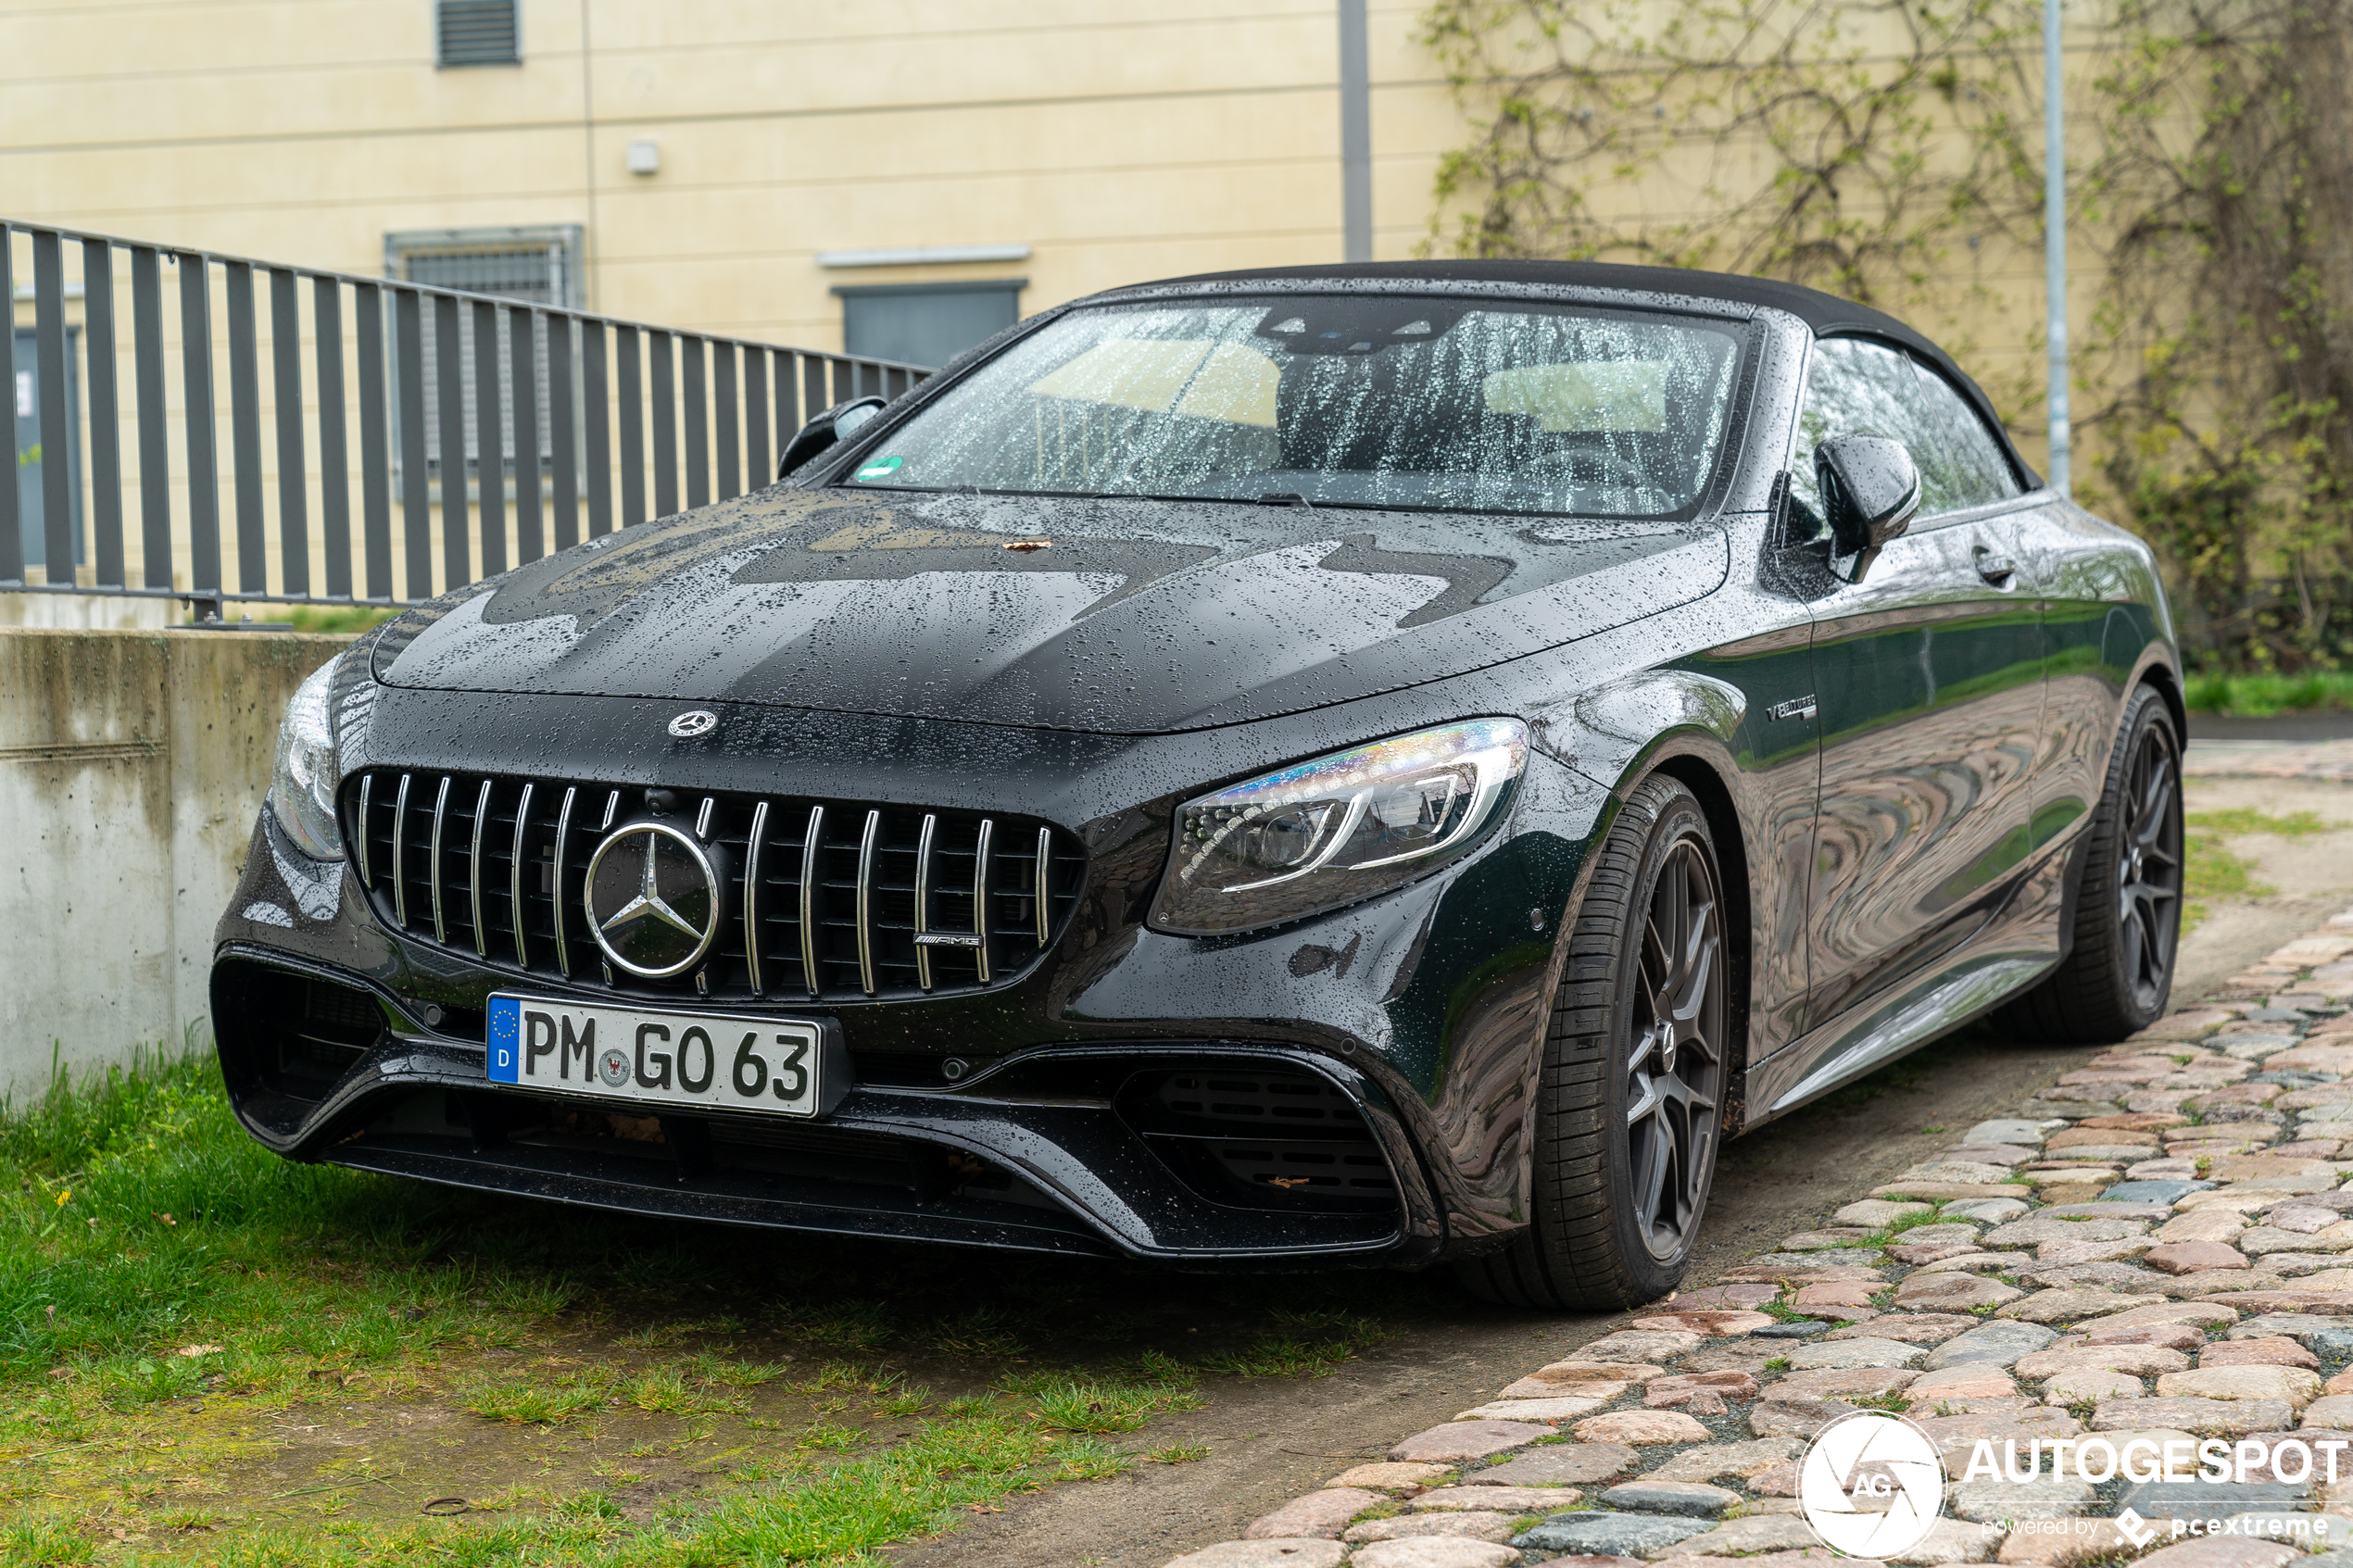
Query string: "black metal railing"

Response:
xmin=1 ymin=219 xmax=928 ymax=613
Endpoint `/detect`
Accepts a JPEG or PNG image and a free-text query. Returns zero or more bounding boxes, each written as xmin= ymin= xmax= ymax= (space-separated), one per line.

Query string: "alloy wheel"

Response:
xmin=2118 ymin=722 xmax=2183 ymax=1009
xmin=1626 ymin=835 xmax=1728 ymax=1261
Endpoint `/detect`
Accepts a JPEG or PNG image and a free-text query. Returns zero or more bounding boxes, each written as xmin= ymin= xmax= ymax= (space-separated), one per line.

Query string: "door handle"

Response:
xmin=1976 ymin=554 xmax=2018 ymax=585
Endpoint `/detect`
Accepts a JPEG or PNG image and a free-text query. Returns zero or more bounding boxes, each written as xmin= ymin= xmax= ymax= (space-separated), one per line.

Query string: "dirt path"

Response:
xmin=898 ymin=780 xmax=2348 ymax=1568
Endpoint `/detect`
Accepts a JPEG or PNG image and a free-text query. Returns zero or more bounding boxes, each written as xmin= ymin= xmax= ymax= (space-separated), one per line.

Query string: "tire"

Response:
xmin=1994 ymin=683 xmax=2184 ymax=1043
xmin=1458 ymin=774 xmax=1731 ymax=1311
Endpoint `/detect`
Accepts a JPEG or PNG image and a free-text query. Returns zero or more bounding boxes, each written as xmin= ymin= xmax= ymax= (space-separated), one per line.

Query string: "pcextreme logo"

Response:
xmin=1799 ymin=1411 xmax=1947 ymax=1557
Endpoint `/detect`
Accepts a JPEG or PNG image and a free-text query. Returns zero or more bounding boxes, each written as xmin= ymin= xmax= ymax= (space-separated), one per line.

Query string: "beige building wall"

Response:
xmin=2 ymin=1 xmax=1456 ymax=351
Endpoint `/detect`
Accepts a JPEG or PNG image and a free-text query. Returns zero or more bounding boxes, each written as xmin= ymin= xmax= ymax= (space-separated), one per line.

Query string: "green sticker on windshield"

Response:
xmin=855 ymin=455 xmax=904 ymax=482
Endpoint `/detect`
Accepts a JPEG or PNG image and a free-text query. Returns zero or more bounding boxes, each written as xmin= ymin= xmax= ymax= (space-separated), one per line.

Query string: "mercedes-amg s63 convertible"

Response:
xmin=213 ymin=261 xmax=2181 ymax=1310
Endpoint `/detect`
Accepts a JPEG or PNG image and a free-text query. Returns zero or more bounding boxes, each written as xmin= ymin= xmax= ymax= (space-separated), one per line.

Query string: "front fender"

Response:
xmin=1421 ymin=673 xmax=1756 ymax=1248
xmin=1558 ymin=671 xmax=1750 ymax=791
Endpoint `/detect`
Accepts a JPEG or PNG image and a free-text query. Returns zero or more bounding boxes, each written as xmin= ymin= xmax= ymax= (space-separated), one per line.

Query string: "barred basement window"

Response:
xmin=384 ymin=225 xmax=584 ymax=499
xmin=437 ymin=0 xmax=520 ymax=68
xmin=390 ymin=229 xmax=580 ymax=307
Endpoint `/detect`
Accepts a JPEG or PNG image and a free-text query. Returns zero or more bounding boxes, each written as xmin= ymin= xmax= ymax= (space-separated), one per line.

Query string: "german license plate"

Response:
xmin=486 ymin=994 xmax=828 ymax=1118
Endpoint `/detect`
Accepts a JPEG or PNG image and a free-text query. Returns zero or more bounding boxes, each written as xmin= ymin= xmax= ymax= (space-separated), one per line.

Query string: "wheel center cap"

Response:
xmin=1655 ymin=1022 xmax=1678 ymax=1074
xmin=2128 ymin=846 xmax=2145 ymax=882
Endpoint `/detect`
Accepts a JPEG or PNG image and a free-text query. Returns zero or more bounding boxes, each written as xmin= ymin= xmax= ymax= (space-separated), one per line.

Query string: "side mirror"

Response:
xmin=777 ymin=396 xmax=886 ymax=480
xmin=1814 ymin=433 xmax=1920 ymax=582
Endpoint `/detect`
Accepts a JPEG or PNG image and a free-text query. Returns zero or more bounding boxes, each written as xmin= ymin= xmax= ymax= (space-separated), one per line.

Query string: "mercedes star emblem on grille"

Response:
xmin=667 ymin=709 xmax=718 ymax=737
xmin=584 ymin=822 xmax=721 ymax=978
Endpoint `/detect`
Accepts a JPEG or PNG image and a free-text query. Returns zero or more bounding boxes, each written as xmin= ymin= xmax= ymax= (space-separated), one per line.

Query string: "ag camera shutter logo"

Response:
xmin=1800 ymin=1411 xmax=1947 ymax=1557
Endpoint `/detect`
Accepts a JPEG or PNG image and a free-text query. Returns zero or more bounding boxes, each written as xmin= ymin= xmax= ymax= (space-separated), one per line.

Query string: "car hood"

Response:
xmin=372 ymin=488 xmax=1730 ymax=734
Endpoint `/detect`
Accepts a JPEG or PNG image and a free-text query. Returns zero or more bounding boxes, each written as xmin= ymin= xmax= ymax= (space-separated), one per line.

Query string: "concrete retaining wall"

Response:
xmin=1 ymin=589 xmax=176 ymax=630
xmin=1 ymin=626 xmax=351 ymax=1098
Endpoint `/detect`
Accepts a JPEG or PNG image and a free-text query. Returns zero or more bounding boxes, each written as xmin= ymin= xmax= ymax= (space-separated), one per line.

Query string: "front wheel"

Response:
xmin=1995 ymin=683 xmax=2183 ymax=1042
xmin=1457 ymin=774 xmax=1730 ymax=1311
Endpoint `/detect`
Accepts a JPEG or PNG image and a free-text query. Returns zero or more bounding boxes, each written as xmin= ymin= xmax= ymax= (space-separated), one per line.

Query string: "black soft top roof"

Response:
xmin=1116 ymin=259 xmax=2040 ymax=487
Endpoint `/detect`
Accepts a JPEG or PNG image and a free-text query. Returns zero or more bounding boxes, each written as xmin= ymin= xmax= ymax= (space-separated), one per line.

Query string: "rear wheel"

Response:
xmin=1995 ymin=684 xmax=2183 ymax=1042
xmin=1457 ymin=774 xmax=1730 ymax=1311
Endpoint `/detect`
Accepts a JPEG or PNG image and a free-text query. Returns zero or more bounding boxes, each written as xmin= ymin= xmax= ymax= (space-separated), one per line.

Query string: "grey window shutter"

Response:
xmin=438 ymin=0 xmax=520 ymax=68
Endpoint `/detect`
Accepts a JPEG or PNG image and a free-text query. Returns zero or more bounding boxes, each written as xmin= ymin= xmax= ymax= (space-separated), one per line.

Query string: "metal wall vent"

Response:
xmin=437 ymin=0 xmax=520 ymax=68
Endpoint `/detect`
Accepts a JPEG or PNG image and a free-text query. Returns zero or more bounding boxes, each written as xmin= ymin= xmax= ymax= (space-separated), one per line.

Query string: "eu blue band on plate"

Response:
xmin=488 ymin=997 xmax=522 ymax=1083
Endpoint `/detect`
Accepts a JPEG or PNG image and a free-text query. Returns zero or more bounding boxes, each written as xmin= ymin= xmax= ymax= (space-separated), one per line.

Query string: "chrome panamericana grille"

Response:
xmin=344 ymin=770 xmax=1086 ymax=1002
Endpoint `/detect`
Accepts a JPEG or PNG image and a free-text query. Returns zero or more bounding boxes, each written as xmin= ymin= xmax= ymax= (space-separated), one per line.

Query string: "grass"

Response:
xmin=2183 ymin=669 xmax=2353 ymax=716
xmin=1195 ymin=1310 xmax=1392 ymax=1379
xmin=271 ymin=605 xmax=406 ymax=635
xmin=460 ymin=1365 xmax=620 ymax=1424
xmin=1857 ymin=1207 xmax=1951 ymax=1249
xmin=1000 ymin=1373 xmax=1200 ymax=1435
xmin=2183 ymin=807 xmax=2335 ymax=928
xmin=2186 ymin=807 xmax=2332 ymax=842
xmin=175 ymin=604 xmax=402 ymax=635
xmin=0 ymin=1046 xmax=1445 ymax=1563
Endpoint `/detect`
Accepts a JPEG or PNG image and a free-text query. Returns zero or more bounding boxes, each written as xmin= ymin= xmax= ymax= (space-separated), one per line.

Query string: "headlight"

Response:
xmin=269 ymin=654 xmax=345 ymax=861
xmin=1151 ymin=719 xmax=1527 ymax=936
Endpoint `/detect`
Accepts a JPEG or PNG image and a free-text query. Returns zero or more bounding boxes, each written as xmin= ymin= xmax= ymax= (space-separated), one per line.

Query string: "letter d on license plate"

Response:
xmin=485 ymin=995 xmax=837 ymax=1118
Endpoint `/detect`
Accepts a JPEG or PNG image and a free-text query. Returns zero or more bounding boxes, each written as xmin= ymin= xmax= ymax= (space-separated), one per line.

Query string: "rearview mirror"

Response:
xmin=1814 ymin=433 xmax=1920 ymax=583
xmin=777 ymin=396 xmax=886 ymax=480
xmin=1816 ymin=433 xmax=1920 ymax=553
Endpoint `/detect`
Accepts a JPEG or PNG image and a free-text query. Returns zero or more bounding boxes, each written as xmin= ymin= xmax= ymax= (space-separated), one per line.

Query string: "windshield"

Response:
xmin=839 ymin=295 xmax=1748 ymax=518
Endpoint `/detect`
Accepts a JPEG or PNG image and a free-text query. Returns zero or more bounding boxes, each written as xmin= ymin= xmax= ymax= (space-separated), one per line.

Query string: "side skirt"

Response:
xmin=1738 ymin=836 xmax=2072 ymax=1130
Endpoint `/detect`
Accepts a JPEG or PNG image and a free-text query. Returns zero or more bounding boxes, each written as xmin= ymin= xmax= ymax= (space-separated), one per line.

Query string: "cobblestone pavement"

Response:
xmin=1165 ymin=904 xmax=2353 ymax=1568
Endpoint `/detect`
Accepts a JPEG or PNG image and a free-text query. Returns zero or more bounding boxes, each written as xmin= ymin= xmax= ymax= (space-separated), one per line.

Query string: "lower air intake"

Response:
xmin=1120 ymin=1067 xmax=1398 ymax=1214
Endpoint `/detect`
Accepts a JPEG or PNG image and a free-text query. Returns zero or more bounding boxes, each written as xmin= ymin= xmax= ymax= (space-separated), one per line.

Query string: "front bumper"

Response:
xmin=212 ymin=687 xmax=1600 ymax=1266
xmin=217 ymin=941 xmax=1433 ymax=1261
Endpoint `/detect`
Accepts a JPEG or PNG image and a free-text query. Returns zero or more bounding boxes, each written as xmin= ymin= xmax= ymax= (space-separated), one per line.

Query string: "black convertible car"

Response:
xmin=215 ymin=261 xmax=2181 ymax=1310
